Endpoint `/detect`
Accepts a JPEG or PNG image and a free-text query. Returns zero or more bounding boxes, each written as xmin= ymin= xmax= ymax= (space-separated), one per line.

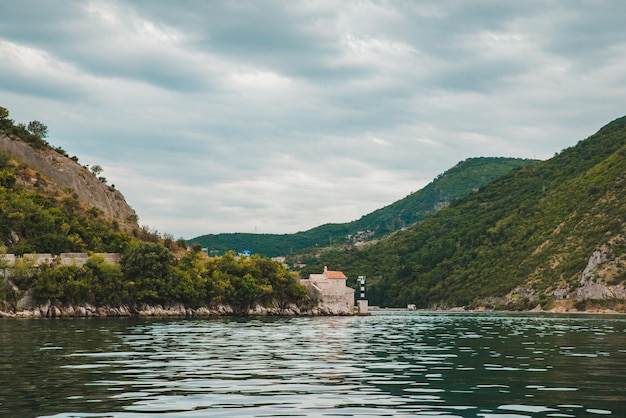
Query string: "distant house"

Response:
xmin=299 ymin=266 xmax=355 ymax=314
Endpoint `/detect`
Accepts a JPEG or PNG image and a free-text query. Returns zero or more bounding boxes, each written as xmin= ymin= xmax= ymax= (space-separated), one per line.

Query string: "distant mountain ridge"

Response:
xmin=190 ymin=157 xmax=537 ymax=257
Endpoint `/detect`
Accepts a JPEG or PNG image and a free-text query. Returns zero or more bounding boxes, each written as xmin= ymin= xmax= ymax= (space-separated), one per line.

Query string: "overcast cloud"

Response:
xmin=1 ymin=0 xmax=625 ymax=238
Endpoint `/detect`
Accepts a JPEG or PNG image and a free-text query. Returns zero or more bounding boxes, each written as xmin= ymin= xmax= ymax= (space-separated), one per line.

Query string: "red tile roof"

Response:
xmin=324 ymin=270 xmax=347 ymax=279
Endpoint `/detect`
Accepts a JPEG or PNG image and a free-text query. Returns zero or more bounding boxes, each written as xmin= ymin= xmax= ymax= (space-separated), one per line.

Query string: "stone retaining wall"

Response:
xmin=1 ymin=253 xmax=121 ymax=267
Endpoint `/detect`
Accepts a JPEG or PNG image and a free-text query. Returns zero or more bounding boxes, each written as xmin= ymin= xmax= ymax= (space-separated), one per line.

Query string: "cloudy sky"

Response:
xmin=1 ymin=1 xmax=625 ymax=239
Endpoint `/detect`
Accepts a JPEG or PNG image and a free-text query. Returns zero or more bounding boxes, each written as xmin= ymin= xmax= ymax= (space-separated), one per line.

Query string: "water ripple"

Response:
xmin=1 ymin=312 xmax=625 ymax=417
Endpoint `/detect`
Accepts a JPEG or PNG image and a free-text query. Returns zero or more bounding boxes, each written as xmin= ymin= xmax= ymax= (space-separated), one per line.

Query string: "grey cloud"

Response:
xmin=1 ymin=0 xmax=625 ymax=238
xmin=0 ymin=74 xmax=81 ymax=101
xmin=1 ymin=1 xmax=216 ymax=93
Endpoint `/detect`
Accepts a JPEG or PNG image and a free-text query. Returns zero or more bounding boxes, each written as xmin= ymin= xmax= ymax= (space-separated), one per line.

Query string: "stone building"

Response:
xmin=299 ymin=266 xmax=355 ymax=314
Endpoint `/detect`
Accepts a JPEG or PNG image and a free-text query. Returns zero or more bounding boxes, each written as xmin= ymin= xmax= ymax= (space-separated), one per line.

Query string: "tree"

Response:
xmin=176 ymin=237 xmax=188 ymax=249
xmin=32 ymin=264 xmax=65 ymax=301
xmin=0 ymin=107 xmax=12 ymax=131
xmin=90 ymin=165 xmax=103 ymax=176
xmin=85 ymin=255 xmax=128 ymax=306
xmin=10 ymin=256 xmax=37 ymax=289
xmin=121 ymin=241 xmax=173 ymax=303
xmin=27 ymin=120 xmax=48 ymax=138
xmin=0 ymin=170 xmax=16 ymax=189
xmin=230 ymin=273 xmax=259 ymax=310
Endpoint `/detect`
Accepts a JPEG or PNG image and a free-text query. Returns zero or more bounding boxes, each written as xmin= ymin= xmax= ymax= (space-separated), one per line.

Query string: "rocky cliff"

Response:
xmin=0 ymin=133 xmax=136 ymax=222
xmin=571 ymin=249 xmax=626 ymax=300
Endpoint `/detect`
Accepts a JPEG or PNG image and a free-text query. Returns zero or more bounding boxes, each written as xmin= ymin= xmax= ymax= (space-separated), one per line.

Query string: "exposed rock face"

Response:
xmin=3 ymin=302 xmax=346 ymax=318
xmin=0 ymin=133 xmax=137 ymax=222
xmin=571 ymin=249 xmax=626 ymax=300
xmin=486 ymin=247 xmax=626 ymax=311
xmin=1 ymin=288 xmax=350 ymax=317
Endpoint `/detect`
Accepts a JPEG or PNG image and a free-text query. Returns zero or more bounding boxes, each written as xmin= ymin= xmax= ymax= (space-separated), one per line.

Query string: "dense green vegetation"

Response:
xmin=190 ymin=157 xmax=536 ymax=258
xmin=306 ymin=116 xmax=626 ymax=309
xmin=2 ymin=246 xmax=306 ymax=312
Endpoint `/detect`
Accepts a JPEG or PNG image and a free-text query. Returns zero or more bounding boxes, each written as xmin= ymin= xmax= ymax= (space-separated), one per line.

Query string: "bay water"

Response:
xmin=1 ymin=311 xmax=625 ymax=417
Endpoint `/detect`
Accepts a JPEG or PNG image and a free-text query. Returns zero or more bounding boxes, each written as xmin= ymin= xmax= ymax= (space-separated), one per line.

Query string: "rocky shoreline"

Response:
xmin=371 ymin=303 xmax=626 ymax=315
xmin=0 ymin=302 xmax=355 ymax=319
xmin=3 ymin=303 xmax=625 ymax=319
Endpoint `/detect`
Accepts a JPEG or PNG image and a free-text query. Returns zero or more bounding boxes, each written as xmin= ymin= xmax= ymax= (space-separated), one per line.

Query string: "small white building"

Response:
xmin=299 ymin=266 xmax=355 ymax=315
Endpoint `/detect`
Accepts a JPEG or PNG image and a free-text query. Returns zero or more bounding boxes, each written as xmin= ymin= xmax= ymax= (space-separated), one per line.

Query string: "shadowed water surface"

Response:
xmin=1 ymin=312 xmax=625 ymax=417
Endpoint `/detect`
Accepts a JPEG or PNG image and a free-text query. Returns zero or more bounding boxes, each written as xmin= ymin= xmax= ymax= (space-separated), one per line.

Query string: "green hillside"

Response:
xmin=190 ymin=157 xmax=536 ymax=257
xmin=309 ymin=115 xmax=626 ymax=310
xmin=0 ymin=108 xmax=136 ymax=254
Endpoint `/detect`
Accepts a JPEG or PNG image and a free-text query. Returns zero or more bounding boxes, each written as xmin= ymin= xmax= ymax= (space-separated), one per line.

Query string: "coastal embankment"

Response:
xmin=0 ymin=302 xmax=354 ymax=319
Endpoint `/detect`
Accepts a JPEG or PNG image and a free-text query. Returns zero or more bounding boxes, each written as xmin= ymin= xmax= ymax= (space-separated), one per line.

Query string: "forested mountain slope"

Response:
xmin=310 ymin=116 xmax=626 ymax=310
xmin=190 ymin=157 xmax=536 ymax=257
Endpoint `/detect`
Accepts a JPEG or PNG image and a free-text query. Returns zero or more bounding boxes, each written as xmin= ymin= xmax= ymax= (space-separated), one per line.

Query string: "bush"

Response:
xmin=121 ymin=241 xmax=173 ymax=304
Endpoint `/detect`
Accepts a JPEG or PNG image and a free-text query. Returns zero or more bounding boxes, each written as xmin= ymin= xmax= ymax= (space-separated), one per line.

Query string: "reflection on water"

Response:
xmin=1 ymin=312 xmax=625 ymax=417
